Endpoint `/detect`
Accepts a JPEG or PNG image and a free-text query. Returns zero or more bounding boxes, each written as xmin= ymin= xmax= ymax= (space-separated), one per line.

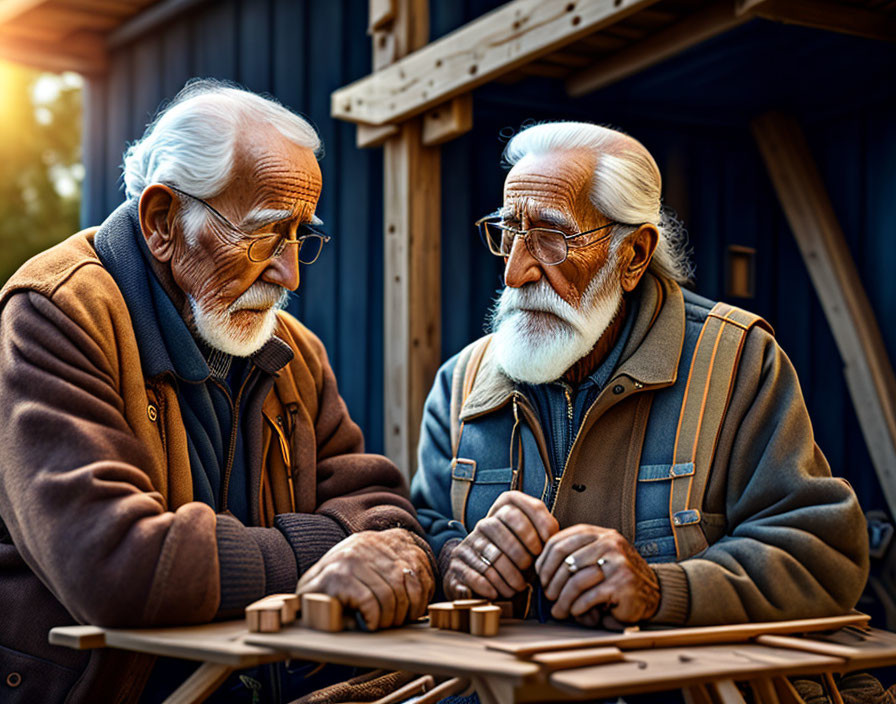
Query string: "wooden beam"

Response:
xmin=567 ymin=1 xmax=750 ymax=97
xmin=752 ymin=112 xmax=896 ymax=518
xmin=380 ymin=0 xmax=442 ymax=477
xmin=369 ymin=0 xmax=395 ymax=32
xmin=738 ymin=0 xmax=896 ymax=43
xmin=422 ymin=94 xmax=473 ymax=146
xmin=357 ymin=123 xmax=400 ymax=149
xmin=0 ymin=32 xmax=107 ymax=73
xmin=332 ymin=0 xmax=663 ymax=126
xmin=0 ymin=0 xmax=44 ymax=25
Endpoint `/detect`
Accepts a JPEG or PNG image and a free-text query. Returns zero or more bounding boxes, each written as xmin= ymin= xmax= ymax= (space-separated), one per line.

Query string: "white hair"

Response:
xmin=504 ymin=122 xmax=693 ymax=284
xmin=122 ymin=78 xmax=321 ymax=202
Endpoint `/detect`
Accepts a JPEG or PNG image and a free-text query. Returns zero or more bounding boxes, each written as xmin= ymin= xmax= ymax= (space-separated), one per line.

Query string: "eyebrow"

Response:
xmin=239 ymin=208 xmax=293 ymax=232
xmin=500 ymin=203 xmax=578 ymax=232
xmin=239 ymin=208 xmax=324 ymax=232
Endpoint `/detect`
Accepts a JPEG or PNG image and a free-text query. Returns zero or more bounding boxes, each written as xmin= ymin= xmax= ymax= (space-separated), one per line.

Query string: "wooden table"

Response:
xmin=50 ymin=615 xmax=896 ymax=704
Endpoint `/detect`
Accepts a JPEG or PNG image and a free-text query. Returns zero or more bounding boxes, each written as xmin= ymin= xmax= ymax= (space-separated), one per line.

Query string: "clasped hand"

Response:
xmin=445 ymin=491 xmax=660 ymax=626
xmin=297 ymin=528 xmax=434 ymax=631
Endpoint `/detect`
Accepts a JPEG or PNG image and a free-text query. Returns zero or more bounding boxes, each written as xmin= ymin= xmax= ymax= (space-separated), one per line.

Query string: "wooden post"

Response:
xmin=752 ymin=113 xmax=896 ymax=518
xmin=377 ymin=0 xmax=441 ymax=477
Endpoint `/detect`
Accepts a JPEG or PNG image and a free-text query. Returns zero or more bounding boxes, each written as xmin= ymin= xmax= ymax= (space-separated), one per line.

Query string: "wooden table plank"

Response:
xmin=487 ymin=613 xmax=870 ymax=656
xmin=756 ymin=627 xmax=896 ymax=671
xmin=246 ymin=622 xmax=540 ymax=683
xmin=549 ymin=644 xmax=843 ymax=699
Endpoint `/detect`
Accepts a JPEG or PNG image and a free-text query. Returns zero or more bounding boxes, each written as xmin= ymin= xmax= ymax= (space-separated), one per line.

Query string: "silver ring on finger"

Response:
xmin=565 ymin=555 xmax=579 ymax=574
xmin=482 ymin=542 xmax=502 ymax=565
xmin=479 ymin=552 xmax=493 ymax=568
xmin=402 ymin=568 xmax=415 ymax=576
xmin=596 ymin=557 xmax=607 ymax=575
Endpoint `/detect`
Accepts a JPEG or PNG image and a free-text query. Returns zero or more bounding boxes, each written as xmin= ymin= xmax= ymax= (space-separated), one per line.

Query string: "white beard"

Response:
xmin=489 ymin=252 xmax=623 ymax=385
xmin=190 ymin=281 xmax=289 ymax=357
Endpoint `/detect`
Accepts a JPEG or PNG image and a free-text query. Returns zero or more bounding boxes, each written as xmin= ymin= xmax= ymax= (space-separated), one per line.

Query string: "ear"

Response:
xmin=619 ymin=224 xmax=659 ymax=293
xmin=139 ymin=185 xmax=178 ymax=263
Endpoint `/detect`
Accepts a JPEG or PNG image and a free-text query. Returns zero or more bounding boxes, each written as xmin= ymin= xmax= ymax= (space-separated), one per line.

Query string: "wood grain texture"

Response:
xmin=752 ymin=112 xmax=896 ymax=518
xmin=331 ymin=0 xmax=663 ymax=126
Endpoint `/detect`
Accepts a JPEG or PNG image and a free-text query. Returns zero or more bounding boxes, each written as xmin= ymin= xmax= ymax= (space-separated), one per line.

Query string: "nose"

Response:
xmin=503 ymin=234 xmax=543 ymax=288
xmin=261 ymin=244 xmax=301 ymax=291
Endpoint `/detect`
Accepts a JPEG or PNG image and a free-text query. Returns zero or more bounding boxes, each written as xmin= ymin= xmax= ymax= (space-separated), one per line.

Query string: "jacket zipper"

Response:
xmin=218 ymin=367 xmax=255 ymax=512
xmin=510 ymin=392 xmax=553 ymax=499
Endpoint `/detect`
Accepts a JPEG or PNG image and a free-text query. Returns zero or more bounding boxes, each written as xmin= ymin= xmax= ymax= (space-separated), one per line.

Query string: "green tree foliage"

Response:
xmin=0 ymin=61 xmax=82 ymax=285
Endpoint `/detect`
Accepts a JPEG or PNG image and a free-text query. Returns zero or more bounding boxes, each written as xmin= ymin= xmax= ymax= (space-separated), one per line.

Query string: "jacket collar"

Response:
xmin=93 ymin=199 xmax=293 ymax=383
xmin=459 ymin=273 xmax=685 ymax=420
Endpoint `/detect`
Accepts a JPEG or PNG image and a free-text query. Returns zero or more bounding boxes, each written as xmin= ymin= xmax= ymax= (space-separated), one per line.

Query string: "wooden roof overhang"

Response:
xmin=331 ymin=0 xmax=896 ymax=522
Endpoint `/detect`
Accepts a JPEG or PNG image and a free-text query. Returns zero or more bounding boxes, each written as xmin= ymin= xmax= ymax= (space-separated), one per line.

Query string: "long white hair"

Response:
xmin=122 ymin=78 xmax=321 ymax=202
xmin=503 ymin=122 xmax=692 ymax=284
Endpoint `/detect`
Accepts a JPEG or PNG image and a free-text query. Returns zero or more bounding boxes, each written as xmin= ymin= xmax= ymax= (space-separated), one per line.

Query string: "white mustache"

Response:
xmin=229 ymin=282 xmax=288 ymax=312
xmin=498 ymin=280 xmax=578 ymax=326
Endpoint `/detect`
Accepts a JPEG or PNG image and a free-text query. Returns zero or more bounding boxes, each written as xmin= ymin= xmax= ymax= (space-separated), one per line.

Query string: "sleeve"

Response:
xmin=410 ymin=354 xmax=468 ymax=566
xmin=0 ymin=291 xmax=223 ymax=628
xmin=269 ymin=329 xmax=436 ymax=582
xmin=650 ymin=327 xmax=870 ymax=625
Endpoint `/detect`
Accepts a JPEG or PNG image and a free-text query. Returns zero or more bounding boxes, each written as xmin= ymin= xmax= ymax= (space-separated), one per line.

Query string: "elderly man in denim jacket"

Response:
xmin=412 ymin=121 xmax=868 ymax=628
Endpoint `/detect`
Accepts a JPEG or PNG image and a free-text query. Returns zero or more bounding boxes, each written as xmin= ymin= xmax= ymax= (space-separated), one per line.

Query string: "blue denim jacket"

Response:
xmin=412 ymin=274 xmax=869 ymax=627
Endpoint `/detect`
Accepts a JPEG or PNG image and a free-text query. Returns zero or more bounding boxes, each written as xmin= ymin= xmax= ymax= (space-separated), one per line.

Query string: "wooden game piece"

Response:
xmin=245 ymin=593 xmax=300 ymax=633
xmin=469 ymin=605 xmax=501 ymax=636
xmin=450 ymin=599 xmax=488 ymax=631
xmin=301 ymin=593 xmax=344 ymax=632
xmin=428 ymin=602 xmax=454 ymax=629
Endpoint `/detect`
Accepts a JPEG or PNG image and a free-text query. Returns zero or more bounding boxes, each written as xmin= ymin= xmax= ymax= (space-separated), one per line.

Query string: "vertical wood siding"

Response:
xmin=82 ymin=5 xmax=895 ymax=508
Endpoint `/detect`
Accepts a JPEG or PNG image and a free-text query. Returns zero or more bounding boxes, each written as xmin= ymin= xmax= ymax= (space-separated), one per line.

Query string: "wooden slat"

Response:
xmin=49 ymin=625 xmax=107 ymax=650
xmin=369 ymin=0 xmax=395 ymax=31
xmin=422 ymin=94 xmax=473 ymax=146
xmin=529 ymin=646 xmax=624 ymax=670
xmin=0 ymin=0 xmax=45 ymax=25
xmin=358 ymin=123 xmax=401 ymax=148
xmin=752 ymin=113 xmax=896 ymax=519
xmin=0 ymin=31 xmax=106 ymax=72
xmin=487 ymin=612 xmax=870 ymax=656
xmin=379 ymin=0 xmax=442 ymax=475
xmin=567 ymin=1 xmax=751 ymax=97
xmin=164 ymin=663 xmax=233 ymax=704
xmin=738 ymin=0 xmax=896 ymax=42
xmin=331 ymin=0 xmax=663 ymax=126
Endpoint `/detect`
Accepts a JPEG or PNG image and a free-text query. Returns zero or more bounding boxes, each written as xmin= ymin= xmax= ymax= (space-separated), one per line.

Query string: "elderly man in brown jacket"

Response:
xmin=0 ymin=80 xmax=434 ymax=703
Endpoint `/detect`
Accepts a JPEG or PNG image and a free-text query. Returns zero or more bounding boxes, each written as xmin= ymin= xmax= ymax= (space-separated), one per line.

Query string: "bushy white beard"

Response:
xmin=190 ymin=281 xmax=289 ymax=357
xmin=489 ymin=252 xmax=622 ymax=385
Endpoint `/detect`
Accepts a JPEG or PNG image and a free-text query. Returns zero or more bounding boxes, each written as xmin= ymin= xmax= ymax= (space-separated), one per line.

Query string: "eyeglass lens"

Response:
xmin=246 ymin=233 xmax=326 ymax=264
xmin=482 ymin=222 xmax=567 ymax=266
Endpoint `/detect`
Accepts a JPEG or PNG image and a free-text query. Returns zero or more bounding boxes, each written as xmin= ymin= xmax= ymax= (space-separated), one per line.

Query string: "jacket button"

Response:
xmin=6 ymin=672 xmax=21 ymax=687
xmin=147 ymin=404 xmax=158 ymax=422
xmin=612 ymin=384 xmax=625 ymax=395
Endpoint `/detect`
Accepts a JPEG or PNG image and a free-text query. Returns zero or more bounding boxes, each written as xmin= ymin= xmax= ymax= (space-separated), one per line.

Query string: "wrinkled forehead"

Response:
xmin=251 ymin=145 xmax=322 ymax=211
xmin=502 ymin=150 xmax=596 ymax=217
xmin=232 ymin=135 xmax=323 ymax=217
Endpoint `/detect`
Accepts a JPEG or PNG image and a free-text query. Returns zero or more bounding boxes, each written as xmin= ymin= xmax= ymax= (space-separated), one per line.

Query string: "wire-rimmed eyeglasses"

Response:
xmin=167 ymin=185 xmax=331 ymax=264
xmin=475 ymin=213 xmax=620 ymax=266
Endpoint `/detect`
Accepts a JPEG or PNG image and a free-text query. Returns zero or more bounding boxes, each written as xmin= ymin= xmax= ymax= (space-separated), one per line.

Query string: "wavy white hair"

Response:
xmin=122 ymin=78 xmax=321 ymax=203
xmin=503 ymin=122 xmax=692 ymax=284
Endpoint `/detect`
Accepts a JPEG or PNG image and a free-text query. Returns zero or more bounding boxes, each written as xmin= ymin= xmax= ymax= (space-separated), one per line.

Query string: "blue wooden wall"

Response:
xmin=82 ymin=1 xmax=896 ymax=521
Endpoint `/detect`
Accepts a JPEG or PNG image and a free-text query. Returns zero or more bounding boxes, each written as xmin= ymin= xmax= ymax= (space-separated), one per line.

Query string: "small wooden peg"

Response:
xmin=246 ymin=593 xmax=301 ymax=633
xmin=301 ymin=593 xmax=344 ymax=632
xmin=428 ymin=602 xmax=454 ymax=629
xmin=450 ymin=599 xmax=487 ymax=631
xmin=469 ymin=605 xmax=501 ymax=637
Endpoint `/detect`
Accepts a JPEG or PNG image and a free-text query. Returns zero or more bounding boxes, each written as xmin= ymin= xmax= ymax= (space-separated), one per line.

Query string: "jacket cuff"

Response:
xmin=215 ymin=514 xmax=298 ymax=616
xmin=274 ymin=513 xmax=348 ymax=575
xmin=649 ymin=562 xmax=690 ymax=624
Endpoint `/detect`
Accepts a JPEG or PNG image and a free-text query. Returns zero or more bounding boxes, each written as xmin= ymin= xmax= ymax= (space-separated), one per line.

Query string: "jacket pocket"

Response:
xmin=464 ymin=466 xmax=515 ymax=528
xmin=633 ymin=463 xmax=693 ymax=563
xmin=0 ymin=643 xmax=80 ymax=704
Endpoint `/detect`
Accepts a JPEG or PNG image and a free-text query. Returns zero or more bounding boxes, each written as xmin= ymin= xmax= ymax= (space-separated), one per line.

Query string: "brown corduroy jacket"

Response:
xmin=0 ymin=229 xmax=426 ymax=703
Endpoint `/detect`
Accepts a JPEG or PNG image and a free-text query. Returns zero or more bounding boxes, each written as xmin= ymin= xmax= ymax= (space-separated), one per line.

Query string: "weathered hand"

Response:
xmin=535 ymin=524 xmax=659 ymax=624
xmin=443 ymin=490 xmax=559 ymax=600
xmin=296 ymin=528 xmax=435 ymax=631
